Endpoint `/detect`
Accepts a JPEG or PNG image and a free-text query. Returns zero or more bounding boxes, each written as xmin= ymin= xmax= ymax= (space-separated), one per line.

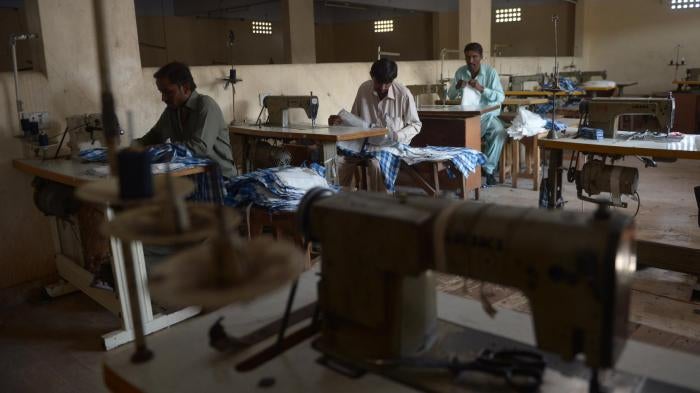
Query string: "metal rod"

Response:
xmin=120 ymin=240 xmax=153 ymax=363
xmin=276 ymin=279 xmax=299 ymax=347
xmin=9 ymin=33 xmax=37 ymax=135
xmin=547 ymin=15 xmax=560 ymax=140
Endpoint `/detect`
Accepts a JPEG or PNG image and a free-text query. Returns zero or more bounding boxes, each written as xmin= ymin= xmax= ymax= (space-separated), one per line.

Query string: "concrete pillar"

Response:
xmin=432 ymin=11 xmax=459 ymax=59
xmin=281 ymin=0 xmax=316 ymax=64
xmin=458 ymin=0 xmax=491 ymax=57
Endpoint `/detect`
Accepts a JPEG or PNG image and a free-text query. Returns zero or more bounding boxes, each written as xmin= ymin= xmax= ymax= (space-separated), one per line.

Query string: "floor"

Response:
xmin=0 ymin=157 xmax=698 ymax=392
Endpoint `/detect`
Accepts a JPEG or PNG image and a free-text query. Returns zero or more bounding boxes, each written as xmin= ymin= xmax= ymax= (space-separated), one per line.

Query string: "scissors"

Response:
xmin=372 ymin=349 xmax=546 ymax=392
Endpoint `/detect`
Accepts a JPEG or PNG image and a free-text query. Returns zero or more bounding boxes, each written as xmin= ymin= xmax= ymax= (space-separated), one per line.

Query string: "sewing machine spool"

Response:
xmin=149 ymin=235 xmax=304 ymax=309
xmin=101 ymin=203 xmax=240 ymax=246
xmin=75 ymin=176 xmax=194 ymax=206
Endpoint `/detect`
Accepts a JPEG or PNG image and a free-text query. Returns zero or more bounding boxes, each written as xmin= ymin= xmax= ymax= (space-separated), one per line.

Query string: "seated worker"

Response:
xmin=447 ymin=42 xmax=506 ymax=186
xmin=137 ymin=62 xmax=236 ymax=178
xmin=329 ymin=58 xmax=422 ymax=192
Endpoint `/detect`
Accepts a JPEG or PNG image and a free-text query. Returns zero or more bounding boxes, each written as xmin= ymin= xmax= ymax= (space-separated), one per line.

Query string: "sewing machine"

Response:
xmin=558 ymin=70 xmax=608 ymax=84
xmin=406 ymin=84 xmax=447 ymax=105
xmin=581 ymin=96 xmax=675 ymax=138
xmin=299 ymin=189 xmax=636 ymax=391
xmin=262 ymin=94 xmax=319 ymax=127
xmin=509 ymin=74 xmax=545 ymax=91
xmin=66 ymin=113 xmax=106 ymax=157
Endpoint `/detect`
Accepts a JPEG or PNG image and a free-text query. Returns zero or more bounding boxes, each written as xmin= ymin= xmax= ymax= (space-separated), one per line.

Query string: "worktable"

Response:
xmin=101 ymin=268 xmax=700 ymax=393
xmin=12 ymin=158 xmax=205 ymax=350
xmin=505 ymin=90 xmax=585 ymax=97
xmin=538 ymin=131 xmax=700 ymax=275
xmin=229 ymin=124 xmax=387 ymax=183
xmin=434 ymin=98 xmax=549 ymax=106
xmin=402 ymin=105 xmax=499 ymax=199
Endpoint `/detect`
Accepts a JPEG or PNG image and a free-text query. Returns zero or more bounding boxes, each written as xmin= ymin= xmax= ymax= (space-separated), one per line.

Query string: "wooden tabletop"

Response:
xmin=417 ymin=104 xmax=500 ymax=118
xmin=582 ymin=86 xmax=617 ymax=91
xmin=538 ymin=131 xmax=700 ymax=160
xmin=435 ymin=98 xmax=548 ymax=106
xmin=12 ymin=158 xmax=204 ymax=187
xmin=506 ymin=90 xmax=585 ymax=97
xmin=229 ymin=124 xmax=387 ymax=142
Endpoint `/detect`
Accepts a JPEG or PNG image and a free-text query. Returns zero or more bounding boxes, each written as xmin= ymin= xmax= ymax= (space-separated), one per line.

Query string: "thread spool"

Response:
xmin=38 ymin=131 xmax=49 ymax=147
xmin=117 ymin=148 xmax=153 ymax=200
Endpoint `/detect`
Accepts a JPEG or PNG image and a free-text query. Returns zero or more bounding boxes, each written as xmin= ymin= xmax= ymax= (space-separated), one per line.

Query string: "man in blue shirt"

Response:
xmin=447 ymin=42 xmax=506 ymax=186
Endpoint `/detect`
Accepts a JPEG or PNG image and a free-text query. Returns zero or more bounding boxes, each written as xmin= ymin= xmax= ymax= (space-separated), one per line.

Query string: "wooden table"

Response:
xmin=435 ymin=98 xmax=548 ymax=106
xmin=12 ymin=158 xmax=204 ymax=350
xmin=102 ymin=268 xmax=700 ymax=393
xmin=404 ymin=105 xmax=499 ymax=199
xmin=229 ymin=124 xmax=387 ymax=183
xmin=538 ymin=132 xmax=700 ymax=275
xmin=674 ymin=80 xmax=700 ymax=89
xmin=505 ymin=90 xmax=585 ymax=97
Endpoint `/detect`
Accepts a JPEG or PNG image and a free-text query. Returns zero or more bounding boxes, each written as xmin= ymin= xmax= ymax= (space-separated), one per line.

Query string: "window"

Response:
xmin=495 ymin=8 xmax=522 ymax=23
xmin=374 ymin=19 xmax=394 ymax=33
xmin=252 ymin=21 xmax=272 ymax=35
xmin=670 ymin=0 xmax=700 ymax=9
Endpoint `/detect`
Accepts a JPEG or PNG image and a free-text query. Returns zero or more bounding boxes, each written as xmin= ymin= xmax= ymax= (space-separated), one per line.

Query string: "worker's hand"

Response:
xmin=455 ymin=79 xmax=466 ymax=89
xmin=468 ymin=79 xmax=484 ymax=93
xmin=328 ymin=115 xmax=343 ymax=126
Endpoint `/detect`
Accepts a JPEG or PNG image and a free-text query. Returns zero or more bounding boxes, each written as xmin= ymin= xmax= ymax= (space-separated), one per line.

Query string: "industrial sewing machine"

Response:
xmin=65 ymin=113 xmax=105 ymax=157
xmin=509 ymin=74 xmax=545 ymax=91
xmin=406 ymin=84 xmax=447 ymax=105
xmin=558 ymin=70 xmax=607 ymax=84
xmin=298 ymin=189 xmax=636 ymax=392
xmin=262 ymin=94 xmax=319 ymax=127
xmin=580 ymin=96 xmax=675 ymax=139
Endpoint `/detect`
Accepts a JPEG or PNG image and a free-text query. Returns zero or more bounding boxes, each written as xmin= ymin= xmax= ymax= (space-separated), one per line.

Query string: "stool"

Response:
xmin=499 ymin=131 xmax=547 ymax=191
xmin=247 ymin=207 xmax=313 ymax=270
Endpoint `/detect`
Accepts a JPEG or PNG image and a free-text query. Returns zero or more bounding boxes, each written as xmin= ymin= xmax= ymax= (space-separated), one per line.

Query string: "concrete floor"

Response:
xmin=0 ymin=157 xmax=697 ymax=392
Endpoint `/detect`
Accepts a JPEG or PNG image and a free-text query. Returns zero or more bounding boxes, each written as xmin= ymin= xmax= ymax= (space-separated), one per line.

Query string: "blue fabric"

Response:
xmin=545 ymin=119 xmax=568 ymax=132
xmin=540 ymin=77 xmax=584 ymax=93
xmin=223 ymin=165 xmax=332 ymax=212
xmin=338 ymin=145 xmax=486 ymax=192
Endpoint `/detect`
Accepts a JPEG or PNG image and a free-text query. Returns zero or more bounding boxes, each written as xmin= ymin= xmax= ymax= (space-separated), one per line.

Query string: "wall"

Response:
xmin=0 ymin=0 xmax=572 ymax=289
xmin=432 ymin=11 xmax=459 ymax=59
xmin=136 ymin=16 xmax=285 ymax=67
xmin=315 ymin=12 xmax=435 ymax=63
xmin=580 ymin=0 xmax=700 ymax=95
xmin=492 ymin=2 xmax=575 ymax=57
xmin=0 ymin=7 xmax=32 ymax=72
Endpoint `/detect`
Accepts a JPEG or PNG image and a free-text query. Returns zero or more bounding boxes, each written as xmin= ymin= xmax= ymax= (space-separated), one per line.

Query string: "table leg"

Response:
xmin=533 ymin=139 xmax=540 ymax=191
xmin=541 ymin=148 xmax=564 ymax=209
xmin=511 ymin=139 xmax=519 ymax=188
xmin=320 ymin=142 xmax=337 ymax=184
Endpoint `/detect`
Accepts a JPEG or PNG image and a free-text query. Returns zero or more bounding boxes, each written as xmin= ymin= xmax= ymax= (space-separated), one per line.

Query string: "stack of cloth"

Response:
xmin=224 ymin=164 xmax=331 ymax=212
xmin=540 ymin=77 xmax=583 ymax=93
xmin=79 ymin=144 xmax=211 ymax=174
xmin=544 ymin=119 xmax=569 ymax=132
xmin=338 ymin=145 xmax=486 ymax=192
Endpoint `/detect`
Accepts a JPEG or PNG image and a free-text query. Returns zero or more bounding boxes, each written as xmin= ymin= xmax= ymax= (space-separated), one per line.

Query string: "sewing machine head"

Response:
xmin=263 ymin=94 xmax=319 ymax=127
xmin=509 ymin=74 xmax=545 ymax=91
xmin=686 ymin=68 xmax=700 ymax=81
xmin=300 ymin=190 xmax=635 ymax=372
xmin=582 ymin=96 xmax=675 ymax=138
xmin=406 ymin=84 xmax=447 ymax=104
xmin=66 ymin=113 xmax=107 ymax=157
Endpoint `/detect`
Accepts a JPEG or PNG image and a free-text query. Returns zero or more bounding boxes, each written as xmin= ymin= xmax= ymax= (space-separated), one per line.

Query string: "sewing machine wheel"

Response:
xmin=101 ymin=203 xmax=240 ymax=246
xmin=75 ymin=176 xmax=195 ymax=205
xmin=148 ymin=235 xmax=305 ymax=309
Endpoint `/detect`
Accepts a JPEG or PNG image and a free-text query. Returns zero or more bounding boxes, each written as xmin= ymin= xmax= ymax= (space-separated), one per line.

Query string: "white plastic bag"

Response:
xmin=506 ymin=106 xmax=547 ymax=140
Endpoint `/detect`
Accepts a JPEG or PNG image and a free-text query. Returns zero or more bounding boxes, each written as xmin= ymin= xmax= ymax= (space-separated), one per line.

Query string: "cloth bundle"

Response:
xmin=80 ymin=143 xmax=211 ymax=174
xmin=339 ymin=145 xmax=486 ymax=192
xmin=506 ymin=107 xmax=548 ymax=140
xmin=224 ymin=164 xmax=330 ymax=212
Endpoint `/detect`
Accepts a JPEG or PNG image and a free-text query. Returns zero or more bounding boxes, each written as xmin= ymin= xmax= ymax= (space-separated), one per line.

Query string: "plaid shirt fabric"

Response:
xmin=338 ymin=145 xmax=486 ymax=192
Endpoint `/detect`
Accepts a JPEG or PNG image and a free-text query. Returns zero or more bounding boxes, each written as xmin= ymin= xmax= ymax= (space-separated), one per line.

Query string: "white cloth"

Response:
xmin=506 ymin=107 xmax=547 ymax=140
xmin=460 ymin=86 xmax=482 ymax=106
xmin=336 ymin=80 xmax=422 ymax=152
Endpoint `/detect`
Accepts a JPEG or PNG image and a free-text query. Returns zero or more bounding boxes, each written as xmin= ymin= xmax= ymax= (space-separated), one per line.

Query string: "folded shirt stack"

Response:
xmin=224 ymin=164 xmax=331 ymax=212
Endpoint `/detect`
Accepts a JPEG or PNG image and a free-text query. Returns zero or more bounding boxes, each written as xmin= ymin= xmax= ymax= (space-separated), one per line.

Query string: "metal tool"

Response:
xmin=580 ymin=96 xmax=676 ymax=138
xmin=372 ymin=349 xmax=546 ymax=392
xmin=262 ymin=93 xmax=319 ymax=127
xmin=299 ymin=190 xmax=636 ymax=392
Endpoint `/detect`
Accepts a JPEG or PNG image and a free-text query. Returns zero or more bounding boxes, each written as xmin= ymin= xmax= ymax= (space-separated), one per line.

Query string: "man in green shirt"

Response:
xmin=138 ymin=62 xmax=236 ymax=178
xmin=447 ymin=42 xmax=506 ymax=186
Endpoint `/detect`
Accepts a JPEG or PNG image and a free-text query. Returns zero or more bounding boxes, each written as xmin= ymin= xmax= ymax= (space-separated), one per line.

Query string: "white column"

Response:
xmin=281 ymin=0 xmax=317 ymax=64
xmin=458 ymin=0 xmax=492 ymax=57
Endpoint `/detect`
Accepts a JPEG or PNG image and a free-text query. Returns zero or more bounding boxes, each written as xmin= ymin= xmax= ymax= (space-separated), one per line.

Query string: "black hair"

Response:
xmin=153 ymin=62 xmax=197 ymax=90
xmin=464 ymin=42 xmax=483 ymax=56
xmin=370 ymin=58 xmax=398 ymax=83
